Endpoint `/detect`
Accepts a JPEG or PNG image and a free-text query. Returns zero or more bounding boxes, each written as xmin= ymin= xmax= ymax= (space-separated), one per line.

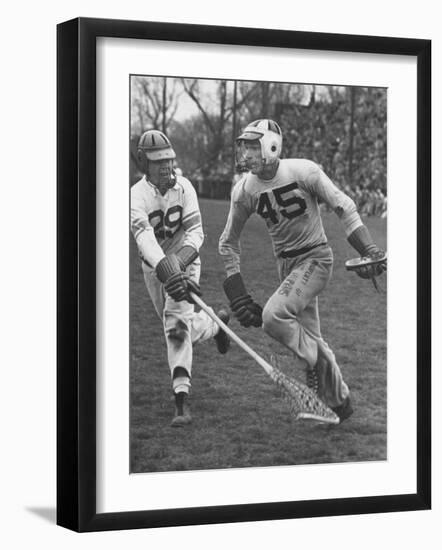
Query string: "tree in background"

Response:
xmin=130 ymin=78 xmax=387 ymax=203
xmin=131 ymin=76 xmax=182 ymax=136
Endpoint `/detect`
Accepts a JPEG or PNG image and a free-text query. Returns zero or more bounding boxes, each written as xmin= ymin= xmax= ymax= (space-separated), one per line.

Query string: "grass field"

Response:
xmin=130 ymin=198 xmax=387 ymax=473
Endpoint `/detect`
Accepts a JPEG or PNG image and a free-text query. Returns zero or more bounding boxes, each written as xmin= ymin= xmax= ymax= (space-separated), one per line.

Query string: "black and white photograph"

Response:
xmin=129 ymin=75 xmax=387 ymax=473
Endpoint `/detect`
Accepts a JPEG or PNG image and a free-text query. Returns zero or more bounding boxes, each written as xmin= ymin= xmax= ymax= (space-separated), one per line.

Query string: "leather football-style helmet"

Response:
xmin=137 ymin=129 xmax=177 ymax=190
xmin=236 ymin=119 xmax=283 ymax=171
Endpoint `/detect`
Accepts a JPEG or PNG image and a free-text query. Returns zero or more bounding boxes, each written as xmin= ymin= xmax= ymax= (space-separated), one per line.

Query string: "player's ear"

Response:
xmin=137 ymin=149 xmax=149 ymax=175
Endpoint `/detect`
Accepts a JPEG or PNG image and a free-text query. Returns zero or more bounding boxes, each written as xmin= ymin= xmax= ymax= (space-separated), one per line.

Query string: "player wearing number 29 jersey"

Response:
xmin=131 ymin=173 xmax=203 ymax=268
xmin=220 ymin=119 xmax=385 ymax=423
xmin=131 ymin=130 xmax=229 ymax=427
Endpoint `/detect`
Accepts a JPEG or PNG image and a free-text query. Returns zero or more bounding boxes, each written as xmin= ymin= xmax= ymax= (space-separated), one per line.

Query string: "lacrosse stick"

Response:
xmin=345 ymin=251 xmax=387 ymax=292
xmin=190 ymin=292 xmax=339 ymax=425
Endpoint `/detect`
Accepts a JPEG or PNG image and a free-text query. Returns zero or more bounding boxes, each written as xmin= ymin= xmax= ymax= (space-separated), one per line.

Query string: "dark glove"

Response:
xmin=156 ymin=255 xmax=202 ymax=303
xmin=230 ymin=295 xmax=263 ymax=327
xmin=176 ymin=246 xmax=199 ymax=270
xmin=164 ymin=272 xmax=202 ymax=303
xmin=223 ymin=273 xmax=262 ymax=328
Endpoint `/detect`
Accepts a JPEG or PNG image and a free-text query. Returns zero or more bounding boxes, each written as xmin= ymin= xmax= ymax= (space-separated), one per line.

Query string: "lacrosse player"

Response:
xmin=219 ymin=119 xmax=386 ymax=423
xmin=131 ymin=130 xmax=230 ymax=427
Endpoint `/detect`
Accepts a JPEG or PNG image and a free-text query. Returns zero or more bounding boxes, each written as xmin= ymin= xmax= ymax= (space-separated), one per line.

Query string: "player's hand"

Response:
xmin=156 ymin=254 xmax=202 ymax=304
xmin=164 ymin=272 xmax=202 ymax=303
xmin=230 ymin=295 xmax=263 ymax=327
xmin=223 ymin=273 xmax=262 ymax=328
xmin=354 ymin=247 xmax=387 ymax=279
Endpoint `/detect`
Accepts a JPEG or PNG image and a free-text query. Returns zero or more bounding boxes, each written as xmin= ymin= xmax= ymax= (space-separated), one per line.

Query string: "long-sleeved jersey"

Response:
xmin=131 ymin=175 xmax=203 ymax=268
xmin=219 ymin=159 xmax=362 ymax=276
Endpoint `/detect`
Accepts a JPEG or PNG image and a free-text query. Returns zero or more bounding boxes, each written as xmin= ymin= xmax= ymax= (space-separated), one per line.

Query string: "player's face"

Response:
xmin=239 ymin=140 xmax=263 ymax=175
xmin=148 ymin=158 xmax=175 ymax=193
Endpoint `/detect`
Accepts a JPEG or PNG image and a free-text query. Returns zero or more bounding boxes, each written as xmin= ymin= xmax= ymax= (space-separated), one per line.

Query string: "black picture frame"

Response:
xmin=57 ymin=17 xmax=431 ymax=532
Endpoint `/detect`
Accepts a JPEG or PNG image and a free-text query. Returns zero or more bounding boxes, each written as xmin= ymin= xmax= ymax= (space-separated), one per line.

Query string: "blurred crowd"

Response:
xmin=342 ymin=185 xmax=387 ymax=218
xmin=278 ymin=90 xmax=387 ymax=219
xmin=131 ymin=85 xmax=388 ymax=218
xmin=131 ymin=82 xmax=388 ymax=219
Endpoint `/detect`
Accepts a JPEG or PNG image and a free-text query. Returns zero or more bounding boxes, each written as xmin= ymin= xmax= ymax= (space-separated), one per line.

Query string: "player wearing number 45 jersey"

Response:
xmin=219 ymin=119 xmax=386 ymax=423
xmin=131 ymin=130 xmax=230 ymax=427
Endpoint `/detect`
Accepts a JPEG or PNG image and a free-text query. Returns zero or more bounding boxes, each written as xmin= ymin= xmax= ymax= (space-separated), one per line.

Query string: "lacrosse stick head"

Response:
xmin=345 ymin=251 xmax=387 ymax=273
xmin=269 ymin=355 xmax=339 ymax=425
xmin=345 ymin=251 xmax=387 ymax=292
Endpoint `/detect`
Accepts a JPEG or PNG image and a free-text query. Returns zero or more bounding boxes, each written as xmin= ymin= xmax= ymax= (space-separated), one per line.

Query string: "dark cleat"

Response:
xmin=214 ymin=308 xmax=230 ymax=354
xmin=171 ymin=392 xmax=192 ymax=427
xmin=332 ymin=396 xmax=354 ymax=423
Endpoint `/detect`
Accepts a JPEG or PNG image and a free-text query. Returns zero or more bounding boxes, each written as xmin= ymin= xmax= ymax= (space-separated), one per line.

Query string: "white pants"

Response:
xmin=142 ymin=260 xmax=219 ymax=385
xmin=261 ymin=246 xmax=349 ymax=408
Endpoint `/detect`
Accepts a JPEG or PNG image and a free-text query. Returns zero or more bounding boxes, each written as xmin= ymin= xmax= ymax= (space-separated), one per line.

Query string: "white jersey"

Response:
xmin=131 ymin=175 xmax=203 ymax=268
xmin=219 ymin=159 xmax=362 ymax=275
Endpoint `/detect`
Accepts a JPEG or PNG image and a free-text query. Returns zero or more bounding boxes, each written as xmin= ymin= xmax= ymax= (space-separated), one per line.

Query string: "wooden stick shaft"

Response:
xmin=191 ymin=293 xmax=273 ymax=376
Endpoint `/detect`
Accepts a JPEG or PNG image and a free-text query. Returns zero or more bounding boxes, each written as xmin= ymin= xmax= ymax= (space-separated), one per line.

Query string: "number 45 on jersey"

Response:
xmin=257 ymin=181 xmax=307 ymax=224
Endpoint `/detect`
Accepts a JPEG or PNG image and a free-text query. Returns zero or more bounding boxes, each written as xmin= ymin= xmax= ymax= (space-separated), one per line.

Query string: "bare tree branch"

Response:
xmin=180 ymin=78 xmax=215 ymax=134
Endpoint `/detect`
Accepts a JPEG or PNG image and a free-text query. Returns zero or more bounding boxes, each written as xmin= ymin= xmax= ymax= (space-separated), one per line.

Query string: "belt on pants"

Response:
xmin=280 ymin=242 xmax=328 ymax=259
